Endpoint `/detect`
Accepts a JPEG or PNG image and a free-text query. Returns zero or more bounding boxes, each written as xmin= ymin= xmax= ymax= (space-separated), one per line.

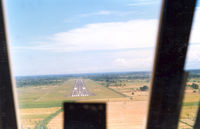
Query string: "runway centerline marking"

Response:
xmin=70 ymin=79 xmax=91 ymax=97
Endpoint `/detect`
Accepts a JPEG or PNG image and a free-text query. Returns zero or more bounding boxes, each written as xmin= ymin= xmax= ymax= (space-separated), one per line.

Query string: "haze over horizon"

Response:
xmin=4 ymin=0 xmax=200 ymax=76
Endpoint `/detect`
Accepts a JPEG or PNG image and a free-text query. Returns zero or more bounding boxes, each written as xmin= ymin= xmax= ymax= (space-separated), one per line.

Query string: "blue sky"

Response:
xmin=4 ymin=0 xmax=200 ymax=76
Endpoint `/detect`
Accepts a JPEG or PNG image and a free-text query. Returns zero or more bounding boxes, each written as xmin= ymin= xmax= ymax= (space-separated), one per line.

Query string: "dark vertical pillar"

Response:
xmin=146 ymin=0 xmax=196 ymax=129
xmin=0 ymin=0 xmax=18 ymax=129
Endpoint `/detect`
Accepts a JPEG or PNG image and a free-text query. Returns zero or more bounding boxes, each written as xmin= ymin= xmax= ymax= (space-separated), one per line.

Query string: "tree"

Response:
xmin=106 ymin=83 xmax=110 ymax=87
xmin=140 ymin=85 xmax=149 ymax=91
xmin=191 ymin=83 xmax=199 ymax=89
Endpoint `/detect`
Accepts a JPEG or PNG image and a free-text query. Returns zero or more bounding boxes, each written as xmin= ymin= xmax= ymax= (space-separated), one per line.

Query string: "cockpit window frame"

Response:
xmin=0 ymin=0 xmax=198 ymax=129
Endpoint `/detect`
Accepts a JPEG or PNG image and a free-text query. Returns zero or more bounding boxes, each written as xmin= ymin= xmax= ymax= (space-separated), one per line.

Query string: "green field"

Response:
xmin=178 ymin=93 xmax=200 ymax=129
xmin=16 ymin=71 xmax=200 ymax=129
xmin=17 ymin=79 xmax=127 ymax=109
xmin=17 ymin=78 xmax=128 ymax=129
xmin=178 ymin=76 xmax=200 ymax=129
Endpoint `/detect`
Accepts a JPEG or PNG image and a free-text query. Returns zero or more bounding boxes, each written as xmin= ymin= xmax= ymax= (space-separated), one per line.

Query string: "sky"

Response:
xmin=3 ymin=0 xmax=200 ymax=76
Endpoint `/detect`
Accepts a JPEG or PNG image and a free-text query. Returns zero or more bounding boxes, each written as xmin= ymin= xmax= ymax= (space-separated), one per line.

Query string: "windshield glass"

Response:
xmin=4 ymin=0 xmax=161 ymax=129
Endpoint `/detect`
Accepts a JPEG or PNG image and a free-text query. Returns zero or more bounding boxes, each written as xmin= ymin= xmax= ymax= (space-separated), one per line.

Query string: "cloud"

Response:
xmin=79 ymin=10 xmax=137 ymax=18
xmin=190 ymin=7 xmax=200 ymax=44
xmin=50 ymin=19 xmax=158 ymax=52
xmin=11 ymin=6 xmax=200 ymax=75
xmin=187 ymin=45 xmax=200 ymax=62
xmin=79 ymin=10 xmax=112 ymax=17
xmin=12 ymin=19 xmax=159 ymax=53
xmin=112 ymin=49 xmax=154 ymax=71
xmin=115 ymin=58 xmax=128 ymax=66
xmin=185 ymin=7 xmax=200 ymax=69
xmin=185 ymin=44 xmax=200 ymax=69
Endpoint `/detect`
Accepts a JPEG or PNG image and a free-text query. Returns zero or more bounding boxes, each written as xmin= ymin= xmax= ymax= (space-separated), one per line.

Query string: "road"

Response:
xmin=71 ymin=80 xmax=90 ymax=97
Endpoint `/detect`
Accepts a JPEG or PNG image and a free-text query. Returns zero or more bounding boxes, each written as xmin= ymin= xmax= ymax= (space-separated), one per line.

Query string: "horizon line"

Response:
xmin=14 ymin=68 xmax=200 ymax=77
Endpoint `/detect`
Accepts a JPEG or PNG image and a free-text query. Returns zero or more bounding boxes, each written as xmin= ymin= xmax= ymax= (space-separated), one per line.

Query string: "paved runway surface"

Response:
xmin=71 ymin=80 xmax=90 ymax=97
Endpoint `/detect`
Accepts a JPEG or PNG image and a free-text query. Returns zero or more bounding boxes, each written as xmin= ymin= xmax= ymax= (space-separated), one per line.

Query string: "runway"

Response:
xmin=71 ymin=80 xmax=90 ymax=97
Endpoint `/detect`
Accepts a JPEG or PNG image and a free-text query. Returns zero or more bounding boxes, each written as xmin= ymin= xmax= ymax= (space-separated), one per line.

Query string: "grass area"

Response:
xmin=17 ymin=79 xmax=127 ymax=108
xmin=178 ymin=90 xmax=200 ymax=129
xmin=106 ymin=87 xmax=128 ymax=97
xmin=107 ymin=79 xmax=150 ymax=101
xmin=16 ymin=72 xmax=200 ymax=129
xmin=35 ymin=108 xmax=63 ymax=129
xmin=17 ymin=78 xmax=128 ymax=128
xmin=183 ymin=102 xmax=199 ymax=106
xmin=83 ymin=79 xmax=127 ymax=99
xmin=17 ymin=79 xmax=75 ymax=108
xmin=19 ymin=107 xmax=61 ymax=129
xmin=19 ymin=101 xmax=64 ymax=109
xmin=182 ymin=90 xmax=200 ymax=106
xmin=125 ymin=79 xmax=149 ymax=87
xmin=21 ymin=114 xmax=49 ymax=119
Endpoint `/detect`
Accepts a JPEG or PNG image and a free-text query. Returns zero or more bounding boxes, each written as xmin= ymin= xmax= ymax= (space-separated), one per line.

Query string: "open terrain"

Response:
xmin=178 ymin=71 xmax=200 ymax=129
xmin=17 ymin=79 xmax=127 ymax=109
xmin=17 ymin=78 xmax=130 ymax=129
xmin=46 ymin=101 xmax=148 ymax=129
xmin=178 ymin=89 xmax=200 ymax=128
xmin=19 ymin=107 xmax=61 ymax=129
xmin=16 ymin=71 xmax=200 ymax=129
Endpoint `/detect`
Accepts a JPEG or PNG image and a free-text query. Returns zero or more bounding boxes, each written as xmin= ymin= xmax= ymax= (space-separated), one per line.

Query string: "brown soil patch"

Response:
xmin=107 ymin=101 xmax=147 ymax=129
xmin=47 ymin=112 xmax=64 ymax=129
xmin=20 ymin=107 xmax=61 ymax=115
xmin=47 ymin=101 xmax=148 ymax=129
xmin=19 ymin=107 xmax=61 ymax=129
